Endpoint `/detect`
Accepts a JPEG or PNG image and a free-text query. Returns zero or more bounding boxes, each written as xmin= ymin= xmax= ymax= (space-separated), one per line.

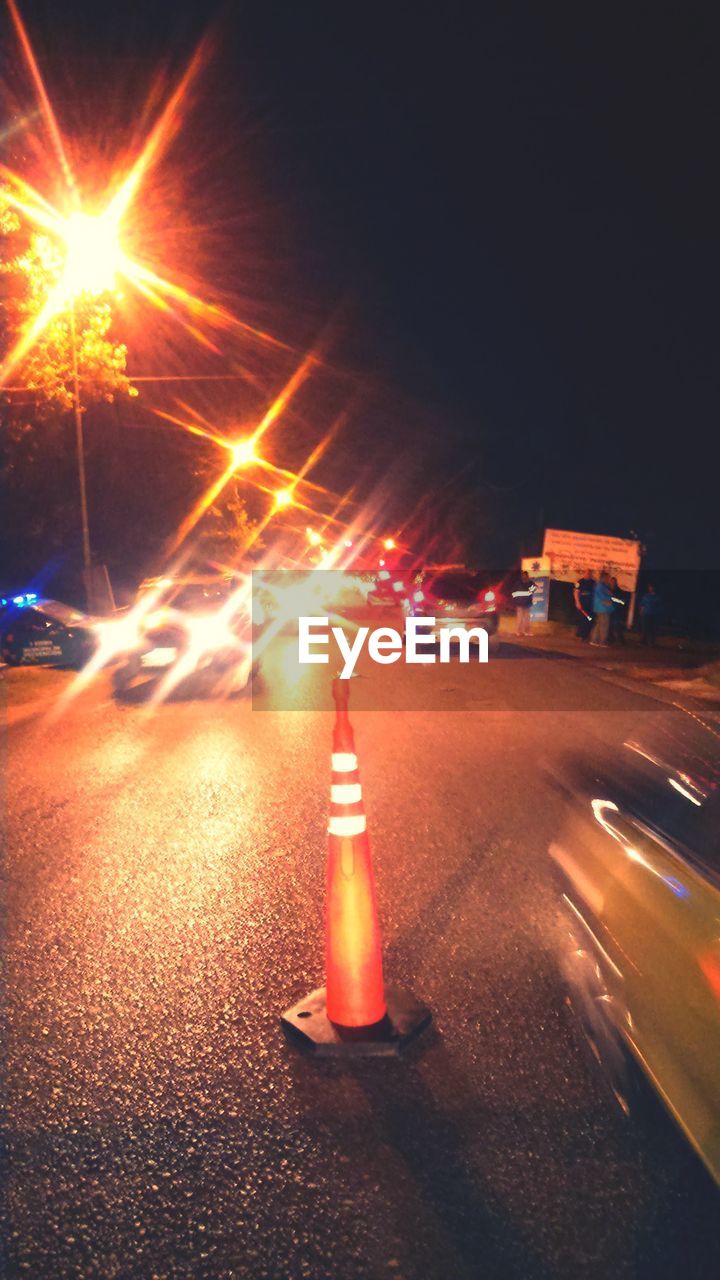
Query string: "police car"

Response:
xmin=0 ymin=594 xmax=97 ymax=668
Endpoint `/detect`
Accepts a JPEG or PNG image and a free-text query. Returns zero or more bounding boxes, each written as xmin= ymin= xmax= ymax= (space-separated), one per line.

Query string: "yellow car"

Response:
xmin=550 ymin=720 xmax=720 ymax=1184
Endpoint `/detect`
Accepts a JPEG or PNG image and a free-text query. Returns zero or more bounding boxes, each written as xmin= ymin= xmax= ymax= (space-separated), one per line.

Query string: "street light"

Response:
xmin=57 ymin=207 xmax=124 ymax=609
xmin=62 ymin=210 xmax=124 ymax=298
xmin=230 ymin=438 xmax=258 ymax=469
xmin=68 ymin=305 xmax=92 ymax=589
xmin=1 ymin=7 xmax=252 ymax=608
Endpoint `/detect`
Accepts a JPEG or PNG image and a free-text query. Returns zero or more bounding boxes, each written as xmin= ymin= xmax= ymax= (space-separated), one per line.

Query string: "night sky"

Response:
xmin=4 ymin=1 xmax=718 ymax=569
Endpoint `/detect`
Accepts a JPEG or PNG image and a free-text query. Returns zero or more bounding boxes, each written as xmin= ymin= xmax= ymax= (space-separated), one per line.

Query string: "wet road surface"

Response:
xmin=2 ymin=642 xmax=719 ymax=1278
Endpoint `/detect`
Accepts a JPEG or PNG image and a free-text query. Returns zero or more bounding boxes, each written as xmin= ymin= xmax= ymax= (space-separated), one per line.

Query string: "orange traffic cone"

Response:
xmin=325 ymin=677 xmax=385 ymax=1027
xmin=281 ymin=677 xmax=431 ymax=1056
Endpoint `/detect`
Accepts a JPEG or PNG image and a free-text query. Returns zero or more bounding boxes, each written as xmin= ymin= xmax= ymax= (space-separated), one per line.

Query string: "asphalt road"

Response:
xmin=2 ymin=640 xmax=719 ymax=1279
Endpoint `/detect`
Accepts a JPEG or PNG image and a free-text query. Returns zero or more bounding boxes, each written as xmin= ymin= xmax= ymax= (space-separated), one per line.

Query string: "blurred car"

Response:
xmin=415 ymin=569 xmax=501 ymax=650
xmin=109 ymin=574 xmax=256 ymax=697
xmin=368 ymin=566 xmax=501 ymax=649
xmin=0 ymin=594 xmax=97 ymax=668
xmin=367 ymin=566 xmax=418 ymax=610
xmin=549 ymin=720 xmax=720 ymax=1182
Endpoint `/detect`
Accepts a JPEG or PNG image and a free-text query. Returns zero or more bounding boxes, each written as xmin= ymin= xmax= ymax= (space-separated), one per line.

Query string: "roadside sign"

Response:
xmin=542 ymin=529 xmax=641 ymax=593
xmin=521 ymin=556 xmax=550 ymax=622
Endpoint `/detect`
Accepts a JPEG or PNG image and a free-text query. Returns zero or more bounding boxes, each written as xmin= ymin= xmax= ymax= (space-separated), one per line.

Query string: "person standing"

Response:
xmin=639 ymin=584 xmax=662 ymax=646
xmin=512 ymin=569 xmax=536 ymax=636
xmin=608 ymin=576 xmax=626 ymax=644
xmin=573 ymin=569 xmax=595 ymax=640
xmin=590 ymin=572 xmax=613 ymax=646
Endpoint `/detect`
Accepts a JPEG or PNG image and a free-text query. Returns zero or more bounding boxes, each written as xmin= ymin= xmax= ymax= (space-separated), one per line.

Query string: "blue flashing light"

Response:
xmin=12 ymin=595 xmax=24 ymax=605
xmin=664 ymin=875 xmax=690 ymax=899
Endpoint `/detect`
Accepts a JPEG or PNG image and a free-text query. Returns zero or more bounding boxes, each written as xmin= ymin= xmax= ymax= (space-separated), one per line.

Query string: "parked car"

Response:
xmin=415 ymin=569 xmax=501 ymax=651
xmin=0 ymin=594 xmax=97 ymax=668
xmin=367 ymin=567 xmax=502 ymax=650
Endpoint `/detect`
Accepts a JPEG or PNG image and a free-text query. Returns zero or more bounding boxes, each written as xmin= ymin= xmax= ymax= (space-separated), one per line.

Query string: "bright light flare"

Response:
xmin=44 ymin=579 xmax=172 ymax=722
xmin=1 ymin=14 xmax=288 ymax=392
xmin=231 ymin=438 xmax=258 ymax=468
xmin=274 ymin=488 xmax=293 ymax=510
xmin=93 ymin=612 xmax=142 ymax=662
xmin=186 ymin=611 xmax=241 ymax=658
xmin=162 ymin=351 xmax=332 ymax=555
xmin=61 ymin=209 xmax=125 ymax=298
xmin=149 ymin=600 xmax=251 ymax=709
xmin=249 ymin=568 xmax=373 ymax=691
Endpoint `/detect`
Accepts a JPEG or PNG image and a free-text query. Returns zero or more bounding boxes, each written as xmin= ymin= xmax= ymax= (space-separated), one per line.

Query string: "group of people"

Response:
xmin=573 ymin=570 xmax=625 ymax=645
xmin=511 ymin=565 xmax=663 ymax=646
xmin=574 ymin=570 xmax=662 ymax=646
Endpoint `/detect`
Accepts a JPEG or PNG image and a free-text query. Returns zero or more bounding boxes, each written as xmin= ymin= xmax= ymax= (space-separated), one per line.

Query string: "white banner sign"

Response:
xmin=542 ymin=529 xmax=641 ymax=593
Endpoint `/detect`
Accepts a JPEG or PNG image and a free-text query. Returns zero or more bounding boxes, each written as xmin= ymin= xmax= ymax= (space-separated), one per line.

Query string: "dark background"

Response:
xmin=1 ymin=1 xmax=718 ymax=599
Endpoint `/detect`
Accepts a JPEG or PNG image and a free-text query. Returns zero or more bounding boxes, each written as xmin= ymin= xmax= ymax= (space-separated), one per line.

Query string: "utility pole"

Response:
xmin=69 ymin=305 xmax=92 ymax=604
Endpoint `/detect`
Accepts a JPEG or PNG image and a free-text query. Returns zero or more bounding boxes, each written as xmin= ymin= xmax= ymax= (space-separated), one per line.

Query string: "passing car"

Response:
xmin=549 ymin=721 xmax=720 ymax=1183
xmin=0 ymin=594 xmax=97 ymax=668
xmin=110 ymin=574 xmax=256 ymax=698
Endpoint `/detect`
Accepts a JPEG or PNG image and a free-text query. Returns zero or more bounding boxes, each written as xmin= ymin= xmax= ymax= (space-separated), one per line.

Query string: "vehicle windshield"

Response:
xmin=169 ymin=584 xmax=233 ymax=612
xmin=39 ymin=601 xmax=86 ymax=626
xmin=139 ymin=580 xmax=236 ymax=613
xmin=427 ymin=573 xmax=482 ymax=603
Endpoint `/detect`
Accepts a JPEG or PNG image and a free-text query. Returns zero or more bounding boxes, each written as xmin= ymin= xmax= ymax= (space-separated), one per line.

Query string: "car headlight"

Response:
xmin=93 ymin=615 xmax=142 ymax=661
xmin=187 ymin=614 xmax=238 ymax=656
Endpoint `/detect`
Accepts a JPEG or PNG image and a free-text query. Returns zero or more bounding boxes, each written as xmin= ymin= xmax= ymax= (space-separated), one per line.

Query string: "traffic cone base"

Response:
xmin=281 ymin=983 xmax=432 ymax=1058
